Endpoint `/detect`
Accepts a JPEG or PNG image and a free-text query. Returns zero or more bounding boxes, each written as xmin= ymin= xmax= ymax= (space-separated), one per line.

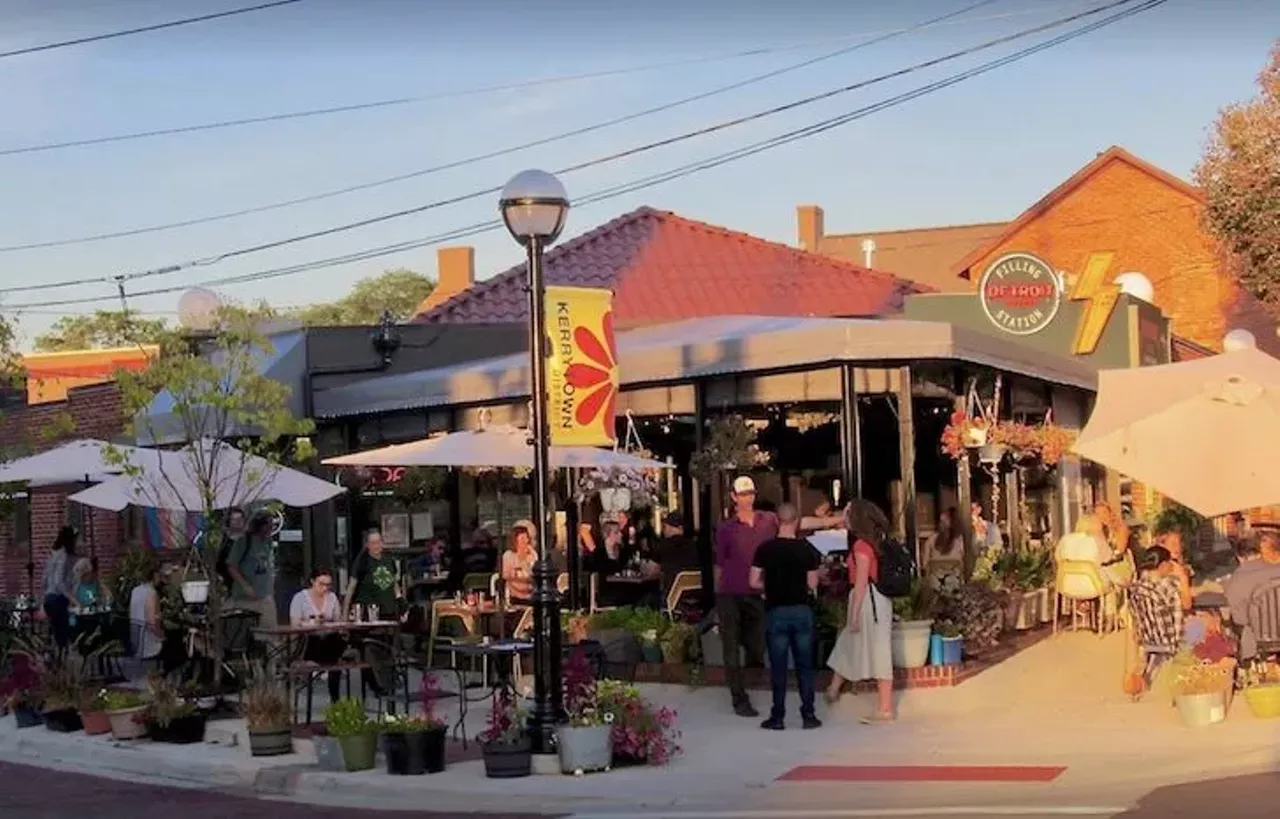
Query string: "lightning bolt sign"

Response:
xmin=1068 ymin=251 xmax=1119 ymax=355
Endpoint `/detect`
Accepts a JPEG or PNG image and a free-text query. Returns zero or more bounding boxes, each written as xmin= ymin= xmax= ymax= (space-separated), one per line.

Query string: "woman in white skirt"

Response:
xmin=825 ymin=499 xmax=894 ymax=724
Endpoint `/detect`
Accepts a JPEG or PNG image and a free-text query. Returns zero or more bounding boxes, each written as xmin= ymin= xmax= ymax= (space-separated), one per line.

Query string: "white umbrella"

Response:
xmin=0 ymin=438 xmax=160 ymax=487
xmin=1073 ymin=347 xmax=1280 ymax=517
xmin=321 ymin=425 xmax=672 ymax=470
xmin=69 ymin=438 xmax=344 ymax=512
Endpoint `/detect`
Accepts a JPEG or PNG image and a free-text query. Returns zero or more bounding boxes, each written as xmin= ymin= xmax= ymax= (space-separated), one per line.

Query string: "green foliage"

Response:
xmin=106 ymin=547 xmax=157 ymax=618
xmin=1195 ymin=43 xmax=1280 ymax=312
xmin=891 ymin=578 xmax=932 ymax=621
xmin=146 ymin=675 xmax=196 ymax=728
xmin=1153 ymin=503 xmax=1204 ymax=546
xmin=325 ymin=696 xmax=373 ymax=737
xmin=101 ymin=689 xmax=148 ymax=712
xmin=392 ymin=467 xmax=448 ymax=507
xmin=33 ymin=310 xmax=171 ymax=352
xmin=688 ymin=415 xmax=771 ymax=485
xmin=294 ymin=268 xmax=434 ymax=326
xmin=589 ymin=606 xmax=668 ymax=641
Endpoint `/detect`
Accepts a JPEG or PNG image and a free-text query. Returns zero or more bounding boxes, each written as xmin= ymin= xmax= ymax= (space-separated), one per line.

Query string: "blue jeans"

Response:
xmin=765 ymin=604 xmax=816 ymax=720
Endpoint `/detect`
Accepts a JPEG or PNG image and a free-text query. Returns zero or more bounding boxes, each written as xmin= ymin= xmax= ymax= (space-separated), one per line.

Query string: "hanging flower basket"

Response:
xmin=576 ymin=461 xmax=657 ymax=508
xmin=688 ymin=415 xmax=771 ymax=485
xmin=941 ymin=410 xmax=990 ymax=459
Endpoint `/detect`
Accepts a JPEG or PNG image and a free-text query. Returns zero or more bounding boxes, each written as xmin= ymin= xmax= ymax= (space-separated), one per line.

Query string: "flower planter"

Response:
xmin=1004 ymin=591 xmax=1040 ymax=631
xmin=13 ymin=706 xmax=43 ymax=729
xmin=483 ymin=736 xmax=532 ymax=778
xmin=180 ymin=580 xmax=210 ymax=605
xmin=336 ymin=733 xmax=377 ymax=772
xmin=106 ymin=706 xmax=148 ymax=740
xmin=556 ymin=724 xmax=612 ymax=775
xmin=81 ymin=710 xmax=112 ymax=736
xmin=963 ymin=427 xmax=988 ymax=448
xmin=149 ymin=713 xmax=206 ymax=744
xmin=599 ymin=487 xmax=632 ymax=513
xmin=313 ymin=736 xmax=346 ymax=771
xmin=640 ymin=641 xmax=663 ymax=664
xmin=891 ymin=620 xmax=933 ymax=669
xmin=43 ymin=708 xmax=83 ymax=733
xmin=1242 ymin=684 xmax=1280 ymax=719
xmin=383 ymin=727 xmax=445 ymax=776
xmin=248 ymin=726 xmax=294 ymax=757
xmin=1036 ymin=588 xmax=1054 ymax=624
xmin=1175 ymin=691 xmax=1227 ymax=728
xmin=929 ymin=634 xmax=963 ymax=666
xmin=978 ymin=444 xmax=1007 ymax=465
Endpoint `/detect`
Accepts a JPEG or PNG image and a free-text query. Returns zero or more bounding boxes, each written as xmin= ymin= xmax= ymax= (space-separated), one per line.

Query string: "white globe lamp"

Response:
xmin=499 ymin=170 xmax=570 ymax=247
xmin=1224 ymin=328 xmax=1257 ymax=352
xmin=176 ymin=287 xmax=223 ymax=332
xmin=1113 ymin=272 xmax=1154 ymax=303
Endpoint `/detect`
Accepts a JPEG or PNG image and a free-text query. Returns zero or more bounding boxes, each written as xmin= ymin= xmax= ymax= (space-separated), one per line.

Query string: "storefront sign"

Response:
xmin=545 ymin=285 xmax=618 ymax=447
xmin=977 ymin=253 xmax=1062 ymax=336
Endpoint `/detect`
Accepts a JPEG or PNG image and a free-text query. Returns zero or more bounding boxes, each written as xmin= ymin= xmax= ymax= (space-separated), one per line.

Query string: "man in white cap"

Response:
xmin=714 ymin=475 xmax=777 ymax=717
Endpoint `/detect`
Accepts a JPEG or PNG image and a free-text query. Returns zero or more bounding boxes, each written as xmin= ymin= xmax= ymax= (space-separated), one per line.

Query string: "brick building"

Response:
xmin=800 ymin=145 xmax=1278 ymax=356
xmin=0 ymin=383 xmax=128 ymax=597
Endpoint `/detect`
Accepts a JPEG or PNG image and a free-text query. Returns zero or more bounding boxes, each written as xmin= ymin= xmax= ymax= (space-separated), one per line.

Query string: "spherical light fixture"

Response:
xmin=176 ymin=287 xmax=223 ymax=332
xmin=1113 ymin=272 xmax=1154 ymax=303
xmin=1224 ymin=328 xmax=1257 ymax=352
xmin=499 ymin=169 xmax=570 ymax=246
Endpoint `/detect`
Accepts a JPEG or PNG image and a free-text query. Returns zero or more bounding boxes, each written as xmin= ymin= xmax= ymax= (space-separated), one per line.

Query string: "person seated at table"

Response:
xmin=1131 ymin=545 xmax=1212 ymax=648
xmin=289 ymin=567 xmax=345 ymax=703
xmin=128 ymin=564 xmax=187 ymax=674
xmin=1056 ymin=515 xmax=1115 ymax=578
xmin=1094 ymin=502 xmax=1135 ymax=587
xmin=459 ymin=527 xmax=498 ymax=576
xmin=68 ymin=558 xmax=108 ymax=619
xmin=1224 ymin=534 xmax=1280 ymax=660
xmin=588 ymin=521 xmax=649 ymax=607
xmin=502 ymin=521 xmax=537 ymax=605
xmin=657 ymin=512 xmax=701 ymax=592
xmin=923 ymin=507 xmax=965 ymax=593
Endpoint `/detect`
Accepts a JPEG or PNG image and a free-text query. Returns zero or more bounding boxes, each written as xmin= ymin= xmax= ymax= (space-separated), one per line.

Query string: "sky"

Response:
xmin=0 ymin=0 xmax=1274 ymax=347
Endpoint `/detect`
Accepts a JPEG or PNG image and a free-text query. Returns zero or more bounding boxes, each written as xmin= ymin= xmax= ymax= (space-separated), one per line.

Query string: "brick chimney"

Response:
xmin=797 ymin=205 xmax=825 ymax=251
xmin=418 ymin=246 xmax=475 ymax=313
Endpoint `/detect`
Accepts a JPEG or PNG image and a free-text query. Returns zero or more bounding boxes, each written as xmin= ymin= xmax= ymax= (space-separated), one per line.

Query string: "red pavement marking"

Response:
xmin=777 ymin=765 xmax=1067 ymax=783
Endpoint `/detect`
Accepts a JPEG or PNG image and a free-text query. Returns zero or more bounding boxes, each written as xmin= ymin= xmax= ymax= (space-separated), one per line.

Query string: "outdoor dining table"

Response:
xmin=447 ymin=639 xmax=534 ymax=748
xmin=253 ymin=620 xmax=403 ymax=723
xmin=1191 ymin=591 xmax=1229 ymax=612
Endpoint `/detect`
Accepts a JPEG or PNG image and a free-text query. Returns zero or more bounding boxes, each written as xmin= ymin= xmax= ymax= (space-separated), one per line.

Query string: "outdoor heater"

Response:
xmin=499 ymin=169 xmax=570 ymax=756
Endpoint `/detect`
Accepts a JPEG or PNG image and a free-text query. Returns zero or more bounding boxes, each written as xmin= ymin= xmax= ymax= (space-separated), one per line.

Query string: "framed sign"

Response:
xmin=977 ymin=252 xmax=1062 ymax=336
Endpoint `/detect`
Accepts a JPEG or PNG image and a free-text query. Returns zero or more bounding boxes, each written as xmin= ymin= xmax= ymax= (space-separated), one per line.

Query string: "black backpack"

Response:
xmin=874 ymin=537 xmax=916 ymax=599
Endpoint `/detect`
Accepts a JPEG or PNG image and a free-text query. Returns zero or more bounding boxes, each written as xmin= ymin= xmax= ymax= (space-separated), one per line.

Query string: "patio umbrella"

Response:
xmin=67 ymin=438 xmax=344 ymax=512
xmin=1072 ymin=347 xmax=1280 ymax=518
xmin=321 ymin=425 xmax=673 ymax=471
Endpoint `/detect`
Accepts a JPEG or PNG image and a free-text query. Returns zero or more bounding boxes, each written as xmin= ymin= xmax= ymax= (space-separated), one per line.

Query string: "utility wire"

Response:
xmin=0 ymin=0 xmax=1089 ymax=158
xmin=0 ymin=0 xmax=1143 ymax=298
xmin=0 ymin=0 xmax=1022 ymax=253
xmin=0 ymin=0 xmax=306 ymax=60
xmin=0 ymin=0 xmax=1168 ymax=313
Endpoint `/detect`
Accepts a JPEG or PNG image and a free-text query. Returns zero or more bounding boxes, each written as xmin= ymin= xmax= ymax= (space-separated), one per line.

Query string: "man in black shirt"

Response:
xmin=750 ymin=503 xmax=821 ymax=731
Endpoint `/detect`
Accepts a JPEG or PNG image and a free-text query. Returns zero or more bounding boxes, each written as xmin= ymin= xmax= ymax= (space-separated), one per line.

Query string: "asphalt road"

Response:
xmin=0 ymin=761 xmax=556 ymax=819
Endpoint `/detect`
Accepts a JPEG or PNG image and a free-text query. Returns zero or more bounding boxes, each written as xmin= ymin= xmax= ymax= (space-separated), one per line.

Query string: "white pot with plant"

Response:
xmin=556 ymin=650 xmax=613 ymax=775
xmin=890 ymin=582 xmax=934 ymax=669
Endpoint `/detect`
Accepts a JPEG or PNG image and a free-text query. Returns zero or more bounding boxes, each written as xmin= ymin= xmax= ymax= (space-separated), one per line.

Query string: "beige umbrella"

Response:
xmin=1073 ymin=347 xmax=1280 ymax=518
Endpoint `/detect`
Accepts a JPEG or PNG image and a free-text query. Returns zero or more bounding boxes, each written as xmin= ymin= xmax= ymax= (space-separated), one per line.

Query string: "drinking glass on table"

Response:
xmin=369 ymin=604 xmax=380 ymax=622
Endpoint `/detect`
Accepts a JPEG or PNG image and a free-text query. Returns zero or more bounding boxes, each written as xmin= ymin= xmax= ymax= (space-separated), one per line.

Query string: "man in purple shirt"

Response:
xmin=715 ymin=476 xmax=778 ymax=717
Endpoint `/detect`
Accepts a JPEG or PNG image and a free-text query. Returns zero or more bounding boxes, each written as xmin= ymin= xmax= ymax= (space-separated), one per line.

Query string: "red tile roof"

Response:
xmin=1171 ymin=335 xmax=1216 ymax=362
xmin=415 ymin=207 xmax=926 ymax=326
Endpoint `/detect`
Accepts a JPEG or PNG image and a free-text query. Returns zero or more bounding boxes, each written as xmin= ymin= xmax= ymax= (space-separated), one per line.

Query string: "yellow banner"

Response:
xmin=545 ymin=286 xmax=618 ymax=447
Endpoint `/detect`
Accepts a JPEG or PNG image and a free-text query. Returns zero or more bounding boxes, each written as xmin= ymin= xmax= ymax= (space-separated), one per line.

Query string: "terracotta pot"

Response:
xmin=81 ymin=710 xmax=112 ymax=736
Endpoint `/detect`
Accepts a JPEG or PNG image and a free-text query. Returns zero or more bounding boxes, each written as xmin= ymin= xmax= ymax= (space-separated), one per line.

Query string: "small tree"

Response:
xmin=109 ymin=305 xmax=313 ymax=685
xmin=1194 ymin=42 xmax=1280 ymax=312
xmin=33 ymin=310 xmax=170 ymax=352
xmin=295 ymin=268 xmax=435 ymax=326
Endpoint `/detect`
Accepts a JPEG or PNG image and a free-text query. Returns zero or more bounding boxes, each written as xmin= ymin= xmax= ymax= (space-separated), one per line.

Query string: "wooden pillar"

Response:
xmin=953 ymin=378 xmax=974 ymax=577
xmin=838 ymin=363 xmax=863 ymax=503
xmin=694 ymin=381 xmax=714 ymax=612
xmin=896 ymin=365 xmax=918 ymax=557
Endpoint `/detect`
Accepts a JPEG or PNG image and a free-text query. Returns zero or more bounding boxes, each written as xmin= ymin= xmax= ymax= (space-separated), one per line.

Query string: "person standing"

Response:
xmin=825 ymin=499 xmax=895 ymax=724
xmin=714 ymin=476 xmax=777 ymax=718
xmin=343 ymin=529 xmax=401 ymax=620
xmin=750 ymin=503 xmax=821 ymax=731
xmin=227 ymin=512 xmax=277 ymax=626
xmin=42 ymin=526 xmax=78 ymax=649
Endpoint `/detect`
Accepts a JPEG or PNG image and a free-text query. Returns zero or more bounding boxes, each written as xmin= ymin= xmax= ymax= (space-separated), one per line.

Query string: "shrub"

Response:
xmin=598 ymin=680 xmax=680 ymax=766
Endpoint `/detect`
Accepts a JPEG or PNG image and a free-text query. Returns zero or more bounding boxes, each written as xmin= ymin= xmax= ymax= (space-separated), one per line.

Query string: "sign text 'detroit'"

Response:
xmin=978 ymin=252 xmax=1063 ymax=336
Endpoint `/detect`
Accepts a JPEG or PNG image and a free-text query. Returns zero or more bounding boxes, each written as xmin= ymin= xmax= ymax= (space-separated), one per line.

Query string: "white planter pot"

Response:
xmin=1036 ymin=588 xmax=1054 ymax=624
xmin=556 ymin=724 xmax=612 ymax=774
xmin=891 ymin=620 xmax=933 ymax=669
xmin=599 ymin=488 xmax=632 ymax=513
xmin=963 ymin=427 xmax=987 ymax=448
xmin=181 ymin=580 xmax=210 ymax=605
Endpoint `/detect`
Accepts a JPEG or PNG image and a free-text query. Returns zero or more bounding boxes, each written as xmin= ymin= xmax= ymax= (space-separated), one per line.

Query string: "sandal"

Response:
xmin=823 ymin=690 xmax=841 ymax=706
xmin=860 ymin=712 xmax=895 ymax=725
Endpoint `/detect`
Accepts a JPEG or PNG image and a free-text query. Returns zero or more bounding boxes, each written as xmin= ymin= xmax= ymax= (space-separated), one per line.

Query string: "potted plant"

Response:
xmin=658 ymin=622 xmax=695 ymax=666
xmin=242 ymin=673 xmax=293 ymax=757
xmin=597 ymin=680 xmax=681 ymax=767
xmin=102 ymin=689 xmax=150 ymax=740
xmin=379 ymin=675 xmax=448 ymax=776
xmin=929 ymin=621 xmax=964 ymax=666
xmin=890 ymin=580 xmax=933 ymax=669
xmin=556 ymin=648 xmax=614 ymax=775
xmin=1 ymin=653 xmax=43 ymax=728
xmin=688 ymin=415 xmax=771 ymax=487
xmin=931 ymin=581 xmax=1006 ymax=657
xmin=940 ymin=409 xmax=989 ymax=457
xmin=1241 ymin=661 xmax=1280 ymax=719
xmin=324 ymin=697 xmax=376 ymax=772
xmin=480 ymin=688 xmax=531 ymax=778
xmin=146 ymin=676 xmax=206 ymax=744
xmin=80 ymin=688 xmax=112 ymax=736
xmin=39 ymin=664 xmax=84 ymax=733
xmin=1173 ymin=660 xmax=1231 ymax=727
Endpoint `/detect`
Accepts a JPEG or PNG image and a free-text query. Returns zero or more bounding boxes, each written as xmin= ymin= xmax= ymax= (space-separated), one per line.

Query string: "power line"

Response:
xmin=0 ymin=0 xmax=307 ymax=60
xmin=0 ymin=0 xmax=1141 ymax=298
xmin=0 ymin=0 xmax=1168 ymax=313
xmin=0 ymin=0 xmax=1033 ymax=254
xmin=0 ymin=0 xmax=1088 ymax=159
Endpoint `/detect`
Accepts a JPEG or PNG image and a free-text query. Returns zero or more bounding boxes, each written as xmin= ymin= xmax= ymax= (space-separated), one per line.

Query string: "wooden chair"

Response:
xmin=427 ymin=599 xmax=477 ymax=668
xmin=1053 ymin=560 xmax=1112 ymax=636
xmin=665 ymin=571 xmax=702 ymax=619
xmin=589 ymin=574 xmax=617 ymax=614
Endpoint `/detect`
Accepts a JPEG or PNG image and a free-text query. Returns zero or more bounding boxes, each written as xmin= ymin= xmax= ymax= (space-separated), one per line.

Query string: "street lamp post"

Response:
xmin=500 ymin=169 xmax=570 ymax=756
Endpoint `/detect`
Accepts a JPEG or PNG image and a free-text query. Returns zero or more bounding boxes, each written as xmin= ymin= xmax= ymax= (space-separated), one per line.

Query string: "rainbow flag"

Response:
xmin=142 ymin=508 xmax=205 ymax=551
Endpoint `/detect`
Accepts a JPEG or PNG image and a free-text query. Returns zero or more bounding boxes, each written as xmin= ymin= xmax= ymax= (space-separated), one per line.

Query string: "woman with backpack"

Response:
xmin=824 ymin=499 xmax=895 ymax=724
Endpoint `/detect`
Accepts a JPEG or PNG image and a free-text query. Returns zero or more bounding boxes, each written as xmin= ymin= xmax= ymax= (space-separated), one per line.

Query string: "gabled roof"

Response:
xmin=953 ymin=146 xmax=1205 ymax=279
xmin=817 ymin=221 xmax=1009 ymax=292
xmin=415 ymin=206 xmax=926 ymax=325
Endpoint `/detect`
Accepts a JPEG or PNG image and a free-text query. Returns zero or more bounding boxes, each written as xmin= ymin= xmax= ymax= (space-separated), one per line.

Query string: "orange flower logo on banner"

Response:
xmin=545 ymin=286 xmax=618 ymax=447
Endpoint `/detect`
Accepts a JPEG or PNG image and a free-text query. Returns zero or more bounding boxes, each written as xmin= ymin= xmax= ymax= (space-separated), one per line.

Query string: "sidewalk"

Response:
xmin=2 ymin=632 xmax=1276 ymax=816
